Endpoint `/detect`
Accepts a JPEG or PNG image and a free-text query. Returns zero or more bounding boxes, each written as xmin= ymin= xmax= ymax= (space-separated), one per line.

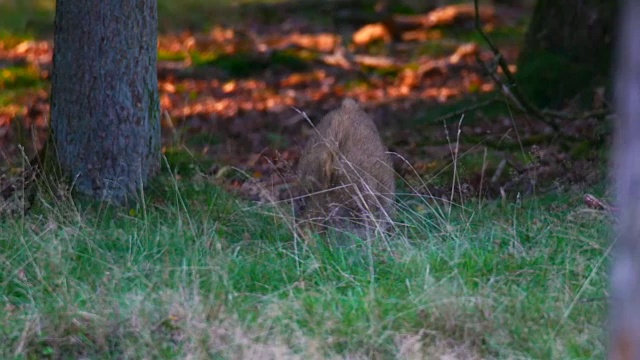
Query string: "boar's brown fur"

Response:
xmin=295 ymin=98 xmax=395 ymax=236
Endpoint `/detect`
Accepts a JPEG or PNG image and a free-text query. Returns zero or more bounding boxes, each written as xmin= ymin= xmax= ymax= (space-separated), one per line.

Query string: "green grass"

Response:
xmin=0 ymin=171 xmax=609 ymax=359
xmin=441 ymin=24 xmax=528 ymax=47
xmin=0 ymin=66 xmax=45 ymax=91
xmin=414 ymin=40 xmax=461 ymax=58
xmin=195 ymin=51 xmax=309 ymax=78
xmin=0 ymin=66 xmax=48 ymax=111
xmin=158 ymin=48 xmax=310 ymax=77
xmin=0 ymin=0 xmax=54 ymax=37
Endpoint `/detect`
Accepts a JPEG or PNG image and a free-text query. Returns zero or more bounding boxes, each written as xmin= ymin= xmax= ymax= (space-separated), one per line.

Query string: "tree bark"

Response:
xmin=610 ymin=0 xmax=640 ymax=359
xmin=516 ymin=0 xmax=617 ymax=108
xmin=50 ymin=0 xmax=160 ymax=203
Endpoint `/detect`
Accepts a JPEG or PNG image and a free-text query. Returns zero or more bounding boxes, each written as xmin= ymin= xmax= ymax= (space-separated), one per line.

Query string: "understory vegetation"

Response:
xmin=0 ymin=0 xmax=612 ymax=359
xmin=0 ymin=171 xmax=609 ymax=359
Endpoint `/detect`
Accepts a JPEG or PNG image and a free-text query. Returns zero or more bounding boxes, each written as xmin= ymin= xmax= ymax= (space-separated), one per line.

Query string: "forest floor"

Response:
xmin=0 ymin=0 xmax=608 ymax=205
xmin=0 ymin=1 xmax=610 ymax=359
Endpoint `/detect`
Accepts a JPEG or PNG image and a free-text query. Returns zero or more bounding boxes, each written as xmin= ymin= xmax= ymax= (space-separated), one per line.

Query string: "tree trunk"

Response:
xmin=610 ymin=0 xmax=640 ymax=359
xmin=516 ymin=0 xmax=617 ymax=108
xmin=50 ymin=0 xmax=160 ymax=203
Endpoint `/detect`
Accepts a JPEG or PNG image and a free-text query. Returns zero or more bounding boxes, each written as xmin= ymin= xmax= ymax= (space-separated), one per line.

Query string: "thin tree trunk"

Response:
xmin=50 ymin=0 xmax=160 ymax=203
xmin=610 ymin=0 xmax=640 ymax=358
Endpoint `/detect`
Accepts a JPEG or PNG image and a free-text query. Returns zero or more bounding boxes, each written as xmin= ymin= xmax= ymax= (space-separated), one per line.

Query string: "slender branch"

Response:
xmin=473 ymin=0 xmax=560 ymax=132
xmin=541 ymin=108 xmax=613 ymax=121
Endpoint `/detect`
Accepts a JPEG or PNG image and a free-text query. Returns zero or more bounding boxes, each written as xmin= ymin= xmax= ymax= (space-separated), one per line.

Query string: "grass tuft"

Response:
xmin=0 ymin=160 xmax=609 ymax=358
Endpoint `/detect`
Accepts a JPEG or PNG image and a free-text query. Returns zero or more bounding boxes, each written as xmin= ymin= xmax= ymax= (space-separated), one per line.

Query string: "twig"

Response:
xmin=473 ymin=0 xmax=560 ymax=132
xmin=432 ymin=96 xmax=501 ymax=124
xmin=541 ymin=108 xmax=613 ymax=121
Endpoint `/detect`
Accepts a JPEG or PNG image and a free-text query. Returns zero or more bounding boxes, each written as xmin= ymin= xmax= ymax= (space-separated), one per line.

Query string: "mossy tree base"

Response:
xmin=517 ymin=0 xmax=616 ymax=108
